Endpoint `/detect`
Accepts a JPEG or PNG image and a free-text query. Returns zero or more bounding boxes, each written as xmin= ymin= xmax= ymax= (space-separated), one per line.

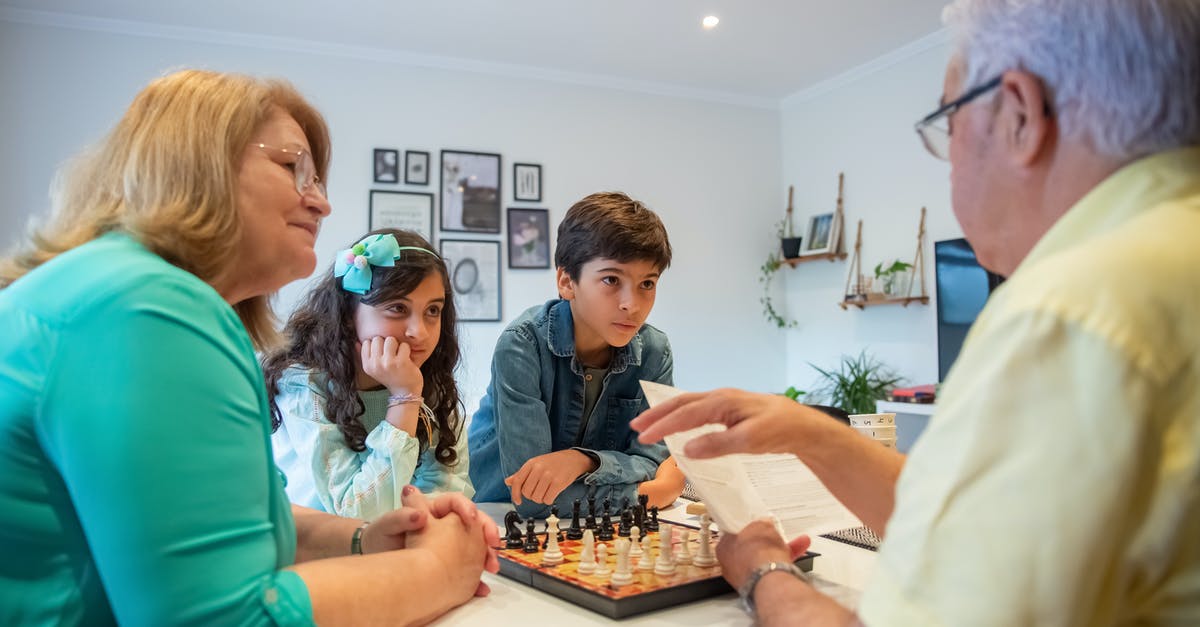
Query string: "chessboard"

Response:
xmin=496 ymin=498 xmax=817 ymax=619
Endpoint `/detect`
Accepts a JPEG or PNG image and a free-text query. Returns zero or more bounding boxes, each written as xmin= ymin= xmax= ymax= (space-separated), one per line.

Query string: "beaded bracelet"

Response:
xmin=387 ymin=392 xmax=422 ymax=408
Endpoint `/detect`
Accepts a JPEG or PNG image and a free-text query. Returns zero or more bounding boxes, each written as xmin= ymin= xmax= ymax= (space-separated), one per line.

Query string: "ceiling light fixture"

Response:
xmin=702 ymin=15 xmax=720 ymax=30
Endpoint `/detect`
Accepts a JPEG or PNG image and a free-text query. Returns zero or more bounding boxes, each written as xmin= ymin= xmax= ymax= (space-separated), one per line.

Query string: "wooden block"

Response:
xmin=685 ymin=502 xmax=707 ymax=515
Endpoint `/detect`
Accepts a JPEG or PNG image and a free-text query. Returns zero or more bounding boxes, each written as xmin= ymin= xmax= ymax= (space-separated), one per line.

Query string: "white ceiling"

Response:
xmin=0 ymin=0 xmax=950 ymax=106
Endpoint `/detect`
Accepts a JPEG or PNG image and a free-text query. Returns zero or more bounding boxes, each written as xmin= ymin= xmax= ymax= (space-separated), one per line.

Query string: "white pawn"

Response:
xmin=654 ymin=524 xmax=677 ymax=576
xmin=693 ymin=514 xmax=717 ymax=567
xmin=595 ymin=543 xmax=611 ymax=576
xmin=610 ymin=538 xmax=634 ymax=586
xmin=630 ymin=526 xmax=643 ymax=558
xmin=577 ymin=529 xmax=597 ymax=575
xmin=637 ymin=535 xmax=655 ymax=571
xmin=674 ymin=529 xmax=692 ymax=565
xmin=542 ymin=513 xmax=563 ymax=565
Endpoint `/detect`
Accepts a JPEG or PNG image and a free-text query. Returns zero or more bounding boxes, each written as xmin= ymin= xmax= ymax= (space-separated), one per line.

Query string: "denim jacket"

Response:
xmin=468 ymin=299 xmax=672 ymax=518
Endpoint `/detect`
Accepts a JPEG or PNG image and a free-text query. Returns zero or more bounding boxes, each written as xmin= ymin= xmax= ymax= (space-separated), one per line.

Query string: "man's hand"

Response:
xmin=504 ymin=449 xmax=598 ymax=505
xmin=359 ymin=336 xmax=423 ymax=397
xmin=631 ymin=388 xmax=824 ymax=459
xmin=715 ymin=518 xmax=811 ymax=589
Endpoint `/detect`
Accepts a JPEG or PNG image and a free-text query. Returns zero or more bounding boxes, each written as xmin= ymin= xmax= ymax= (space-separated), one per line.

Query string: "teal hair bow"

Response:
xmin=334 ymin=234 xmax=402 ymax=294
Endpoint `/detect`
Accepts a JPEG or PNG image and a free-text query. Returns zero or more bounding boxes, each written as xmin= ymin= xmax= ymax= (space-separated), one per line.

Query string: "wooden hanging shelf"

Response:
xmin=839 ymin=294 xmax=929 ymax=310
xmin=783 ymin=251 xmax=848 ymax=266
xmin=839 ymin=206 xmax=930 ymax=310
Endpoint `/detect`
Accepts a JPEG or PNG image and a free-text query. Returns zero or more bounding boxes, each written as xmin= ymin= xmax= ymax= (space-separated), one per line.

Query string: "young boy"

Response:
xmin=468 ymin=192 xmax=677 ymax=518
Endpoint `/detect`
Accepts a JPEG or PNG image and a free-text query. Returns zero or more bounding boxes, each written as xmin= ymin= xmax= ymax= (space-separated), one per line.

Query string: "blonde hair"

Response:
xmin=0 ymin=69 xmax=330 ymax=349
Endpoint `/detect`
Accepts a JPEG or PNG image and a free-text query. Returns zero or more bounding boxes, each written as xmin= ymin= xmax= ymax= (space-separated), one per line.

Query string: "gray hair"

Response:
xmin=943 ymin=0 xmax=1200 ymax=161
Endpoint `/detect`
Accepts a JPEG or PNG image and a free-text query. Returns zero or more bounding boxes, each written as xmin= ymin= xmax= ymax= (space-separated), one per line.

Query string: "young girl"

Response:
xmin=264 ymin=228 xmax=472 ymax=520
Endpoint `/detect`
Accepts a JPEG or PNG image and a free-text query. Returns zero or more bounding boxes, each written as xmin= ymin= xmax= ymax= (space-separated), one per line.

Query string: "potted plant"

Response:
xmin=809 ymin=351 xmax=903 ymax=415
xmin=780 ymin=185 xmax=803 ymax=258
xmin=874 ymin=260 xmax=914 ymax=298
xmin=759 ymin=252 xmax=796 ymax=328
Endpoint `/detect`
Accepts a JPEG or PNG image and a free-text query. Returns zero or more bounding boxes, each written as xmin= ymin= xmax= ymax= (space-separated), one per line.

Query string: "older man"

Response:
xmin=632 ymin=0 xmax=1200 ymax=625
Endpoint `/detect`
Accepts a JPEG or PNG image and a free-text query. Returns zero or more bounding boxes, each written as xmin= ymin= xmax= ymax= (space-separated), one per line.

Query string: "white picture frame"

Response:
xmin=439 ymin=239 xmax=501 ymax=321
xmin=801 ymin=211 xmax=840 ymax=256
xmin=369 ymin=190 xmax=434 ymax=242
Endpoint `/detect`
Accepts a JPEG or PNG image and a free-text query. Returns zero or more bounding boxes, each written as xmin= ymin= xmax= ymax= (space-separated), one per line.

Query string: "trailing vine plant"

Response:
xmin=759 ymin=251 xmax=797 ymax=329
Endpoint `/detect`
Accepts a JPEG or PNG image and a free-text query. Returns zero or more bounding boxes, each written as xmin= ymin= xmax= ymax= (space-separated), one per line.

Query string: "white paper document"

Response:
xmin=640 ymin=381 xmax=861 ymax=540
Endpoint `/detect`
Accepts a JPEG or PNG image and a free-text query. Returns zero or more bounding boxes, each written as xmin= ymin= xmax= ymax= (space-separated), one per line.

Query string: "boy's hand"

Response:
xmin=504 ymin=450 xmax=598 ymax=505
xmin=359 ymin=336 xmax=423 ymax=397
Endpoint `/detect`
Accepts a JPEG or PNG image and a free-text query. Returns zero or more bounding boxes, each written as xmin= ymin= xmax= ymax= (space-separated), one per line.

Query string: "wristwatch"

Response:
xmin=737 ymin=561 xmax=810 ymax=618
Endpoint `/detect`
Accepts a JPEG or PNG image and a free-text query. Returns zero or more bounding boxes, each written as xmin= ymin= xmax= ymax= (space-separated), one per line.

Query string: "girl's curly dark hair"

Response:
xmin=263 ymin=229 xmax=463 ymax=465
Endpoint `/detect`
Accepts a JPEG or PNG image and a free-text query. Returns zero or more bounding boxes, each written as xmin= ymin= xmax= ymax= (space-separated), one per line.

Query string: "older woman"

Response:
xmin=0 ymin=69 xmax=496 ymax=626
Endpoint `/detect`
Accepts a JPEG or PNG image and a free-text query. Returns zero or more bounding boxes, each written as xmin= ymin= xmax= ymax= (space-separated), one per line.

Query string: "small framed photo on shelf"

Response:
xmin=369 ymin=190 xmax=434 ymax=242
xmin=440 ymin=239 xmax=501 ymax=321
xmin=801 ymin=212 xmax=839 ymax=256
xmin=441 ymin=150 xmax=502 ymax=233
xmin=513 ymin=163 xmax=542 ymax=202
xmin=507 ymin=208 xmax=551 ymax=269
xmin=373 ymin=148 xmax=399 ymax=184
xmin=405 ymin=150 xmax=430 ymax=185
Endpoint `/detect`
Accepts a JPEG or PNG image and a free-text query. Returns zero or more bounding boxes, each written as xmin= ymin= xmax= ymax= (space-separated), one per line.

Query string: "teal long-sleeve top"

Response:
xmin=0 ymin=233 xmax=313 ymax=625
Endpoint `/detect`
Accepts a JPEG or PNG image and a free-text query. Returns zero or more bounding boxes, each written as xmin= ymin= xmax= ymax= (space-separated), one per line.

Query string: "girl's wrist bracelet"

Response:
xmin=387 ymin=392 xmax=422 ymax=407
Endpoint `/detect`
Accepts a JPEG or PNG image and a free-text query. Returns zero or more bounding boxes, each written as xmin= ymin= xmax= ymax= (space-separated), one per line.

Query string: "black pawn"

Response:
xmin=566 ymin=499 xmax=584 ymax=540
xmin=617 ymin=508 xmax=632 ymax=537
xmin=523 ymin=519 xmax=540 ymax=553
xmin=646 ymin=506 xmax=660 ymax=532
xmin=597 ymin=499 xmax=614 ymax=541
xmin=504 ymin=511 xmax=524 ymax=549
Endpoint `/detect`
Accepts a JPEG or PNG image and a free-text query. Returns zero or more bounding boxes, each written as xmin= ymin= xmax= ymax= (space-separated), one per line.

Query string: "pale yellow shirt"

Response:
xmin=860 ymin=147 xmax=1200 ymax=626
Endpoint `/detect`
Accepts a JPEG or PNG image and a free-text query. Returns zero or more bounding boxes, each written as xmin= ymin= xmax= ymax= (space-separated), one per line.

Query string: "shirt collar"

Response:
xmin=1016 ymin=146 xmax=1200 ymax=273
xmin=545 ymin=298 xmax=642 ymax=373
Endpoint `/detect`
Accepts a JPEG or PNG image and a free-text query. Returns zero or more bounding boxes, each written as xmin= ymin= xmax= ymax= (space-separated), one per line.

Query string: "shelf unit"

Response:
xmin=783 ymin=251 xmax=847 ymax=266
xmin=839 ymin=206 xmax=929 ymax=310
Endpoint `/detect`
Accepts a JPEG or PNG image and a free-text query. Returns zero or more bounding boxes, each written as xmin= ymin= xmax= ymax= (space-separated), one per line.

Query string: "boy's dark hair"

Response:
xmin=262 ymin=228 xmax=463 ymax=465
xmin=554 ymin=191 xmax=672 ymax=280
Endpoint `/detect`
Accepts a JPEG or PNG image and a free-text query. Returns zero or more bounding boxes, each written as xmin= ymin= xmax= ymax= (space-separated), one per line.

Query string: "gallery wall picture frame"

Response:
xmin=439 ymin=239 xmax=501 ymax=321
xmin=440 ymin=149 xmax=502 ymax=233
xmin=507 ymin=207 xmax=551 ymax=269
xmin=513 ymin=163 xmax=542 ymax=202
xmin=801 ymin=211 xmax=840 ymax=256
xmin=373 ymin=148 xmax=400 ymax=184
xmin=405 ymin=150 xmax=430 ymax=185
xmin=369 ymin=190 xmax=434 ymax=242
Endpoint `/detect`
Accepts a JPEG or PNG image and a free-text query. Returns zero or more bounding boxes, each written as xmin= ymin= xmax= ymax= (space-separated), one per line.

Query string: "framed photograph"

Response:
xmin=507 ymin=208 xmax=551 ymax=269
xmin=405 ymin=150 xmax=430 ymax=185
xmin=439 ymin=239 xmax=501 ymax=321
xmin=441 ymin=150 xmax=502 ymax=233
xmin=513 ymin=163 xmax=542 ymax=202
xmin=373 ymin=148 xmax=399 ymax=184
xmin=802 ymin=212 xmax=840 ymax=256
xmin=369 ymin=190 xmax=434 ymax=241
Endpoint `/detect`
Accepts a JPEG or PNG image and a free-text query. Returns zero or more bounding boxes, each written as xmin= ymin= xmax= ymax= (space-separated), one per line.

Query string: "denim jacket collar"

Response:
xmin=544 ymin=298 xmax=642 ymax=374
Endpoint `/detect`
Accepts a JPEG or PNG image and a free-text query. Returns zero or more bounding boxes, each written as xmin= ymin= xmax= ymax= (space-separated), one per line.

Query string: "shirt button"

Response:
xmin=584 ymin=374 xmax=593 ymax=382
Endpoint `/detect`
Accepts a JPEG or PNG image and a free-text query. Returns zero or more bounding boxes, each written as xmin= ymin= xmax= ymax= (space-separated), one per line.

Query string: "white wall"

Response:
xmin=0 ymin=19 xmax=788 ymax=412
xmin=778 ymin=38 xmax=963 ymax=394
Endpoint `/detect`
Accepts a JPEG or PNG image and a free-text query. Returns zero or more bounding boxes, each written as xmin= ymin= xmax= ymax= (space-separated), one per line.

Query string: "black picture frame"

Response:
xmin=439 ymin=239 xmax=502 ymax=321
xmin=513 ymin=163 xmax=542 ymax=202
xmin=405 ymin=150 xmax=430 ymax=185
xmin=440 ymin=149 xmax=502 ymax=233
xmin=373 ymin=148 xmax=399 ymax=184
xmin=507 ymin=208 xmax=551 ymax=269
xmin=369 ymin=190 xmax=434 ymax=242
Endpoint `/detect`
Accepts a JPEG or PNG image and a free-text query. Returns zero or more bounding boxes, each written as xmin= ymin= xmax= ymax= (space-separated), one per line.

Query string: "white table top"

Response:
xmin=434 ymin=502 xmax=877 ymax=626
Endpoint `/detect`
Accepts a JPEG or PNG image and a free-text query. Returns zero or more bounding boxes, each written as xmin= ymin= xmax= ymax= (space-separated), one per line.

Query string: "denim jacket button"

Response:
xmin=584 ymin=374 xmax=593 ymax=382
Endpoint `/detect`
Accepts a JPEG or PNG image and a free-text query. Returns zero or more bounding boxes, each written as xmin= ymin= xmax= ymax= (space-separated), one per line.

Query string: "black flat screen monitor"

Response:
xmin=935 ymin=238 xmax=1004 ymax=382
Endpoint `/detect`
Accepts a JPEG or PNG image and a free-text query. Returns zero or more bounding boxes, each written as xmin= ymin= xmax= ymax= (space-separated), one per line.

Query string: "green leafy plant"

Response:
xmin=873 ymin=259 xmax=913 ymax=279
xmin=783 ymin=386 xmax=806 ymax=401
xmin=759 ymin=252 xmax=796 ymax=328
xmin=809 ymin=351 xmax=903 ymax=414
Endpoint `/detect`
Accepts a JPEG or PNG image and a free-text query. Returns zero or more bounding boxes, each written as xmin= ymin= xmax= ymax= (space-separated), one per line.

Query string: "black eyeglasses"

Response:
xmin=914 ymin=75 xmax=1002 ymax=160
xmin=253 ymin=143 xmax=327 ymax=198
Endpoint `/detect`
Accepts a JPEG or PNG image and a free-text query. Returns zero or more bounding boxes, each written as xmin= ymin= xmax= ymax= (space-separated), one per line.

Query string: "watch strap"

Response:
xmin=737 ymin=561 xmax=809 ymax=618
